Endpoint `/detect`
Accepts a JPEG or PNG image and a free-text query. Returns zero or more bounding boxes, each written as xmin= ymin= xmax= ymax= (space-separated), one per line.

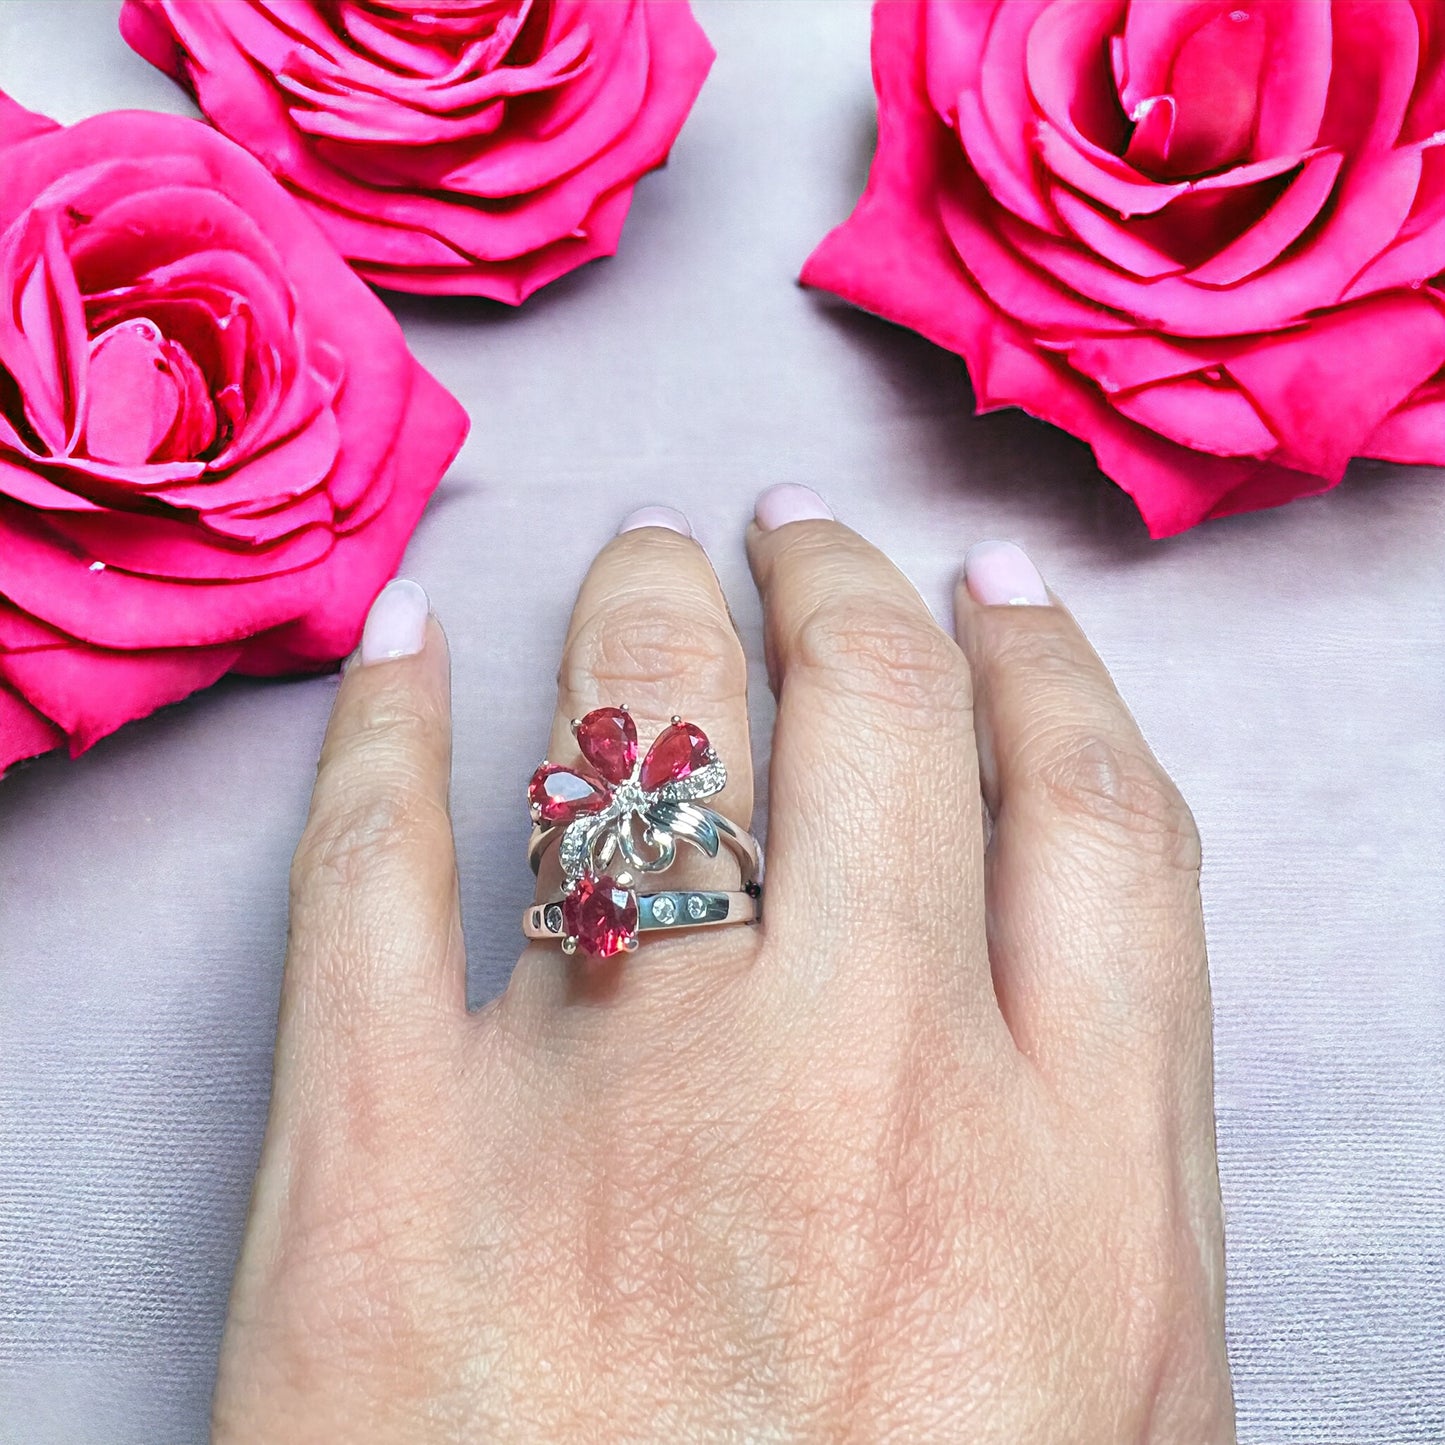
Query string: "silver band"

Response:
xmin=523 ymin=888 xmax=760 ymax=940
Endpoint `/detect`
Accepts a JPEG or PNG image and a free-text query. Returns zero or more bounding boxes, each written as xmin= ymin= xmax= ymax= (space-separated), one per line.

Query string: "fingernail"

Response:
xmin=359 ymin=577 xmax=430 ymax=665
xmin=963 ymin=541 xmax=1050 ymax=607
xmin=618 ymin=505 xmax=691 ymax=537
xmin=755 ymin=483 xmax=832 ymax=531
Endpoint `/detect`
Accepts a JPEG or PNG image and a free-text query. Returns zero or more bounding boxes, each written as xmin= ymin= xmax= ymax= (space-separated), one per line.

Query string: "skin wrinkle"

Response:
xmin=213 ymin=513 xmax=1234 ymax=1443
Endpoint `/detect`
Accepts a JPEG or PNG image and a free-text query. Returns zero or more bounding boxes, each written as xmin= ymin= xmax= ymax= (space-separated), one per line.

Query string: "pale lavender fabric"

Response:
xmin=1 ymin=3 xmax=1442 ymax=1442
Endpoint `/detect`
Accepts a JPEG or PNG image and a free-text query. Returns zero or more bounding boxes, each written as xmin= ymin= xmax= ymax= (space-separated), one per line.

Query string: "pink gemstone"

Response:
xmin=563 ymin=873 xmax=639 ymax=959
xmin=575 ymin=706 xmax=637 ymax=785
xmin=529 ymin=764 xmax=609 ymax=825
xmin=640 ymin=720 xmax=711 ymax=792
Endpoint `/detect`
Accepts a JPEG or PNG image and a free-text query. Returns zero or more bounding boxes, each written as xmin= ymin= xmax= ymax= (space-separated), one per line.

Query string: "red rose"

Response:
xmin=0 ymin=95 xmax=468 ymax=775
xmin=803 ymin=1 xmax=1445 ymax=537
xmin=121 ymin=0 xmax=715 ymax=303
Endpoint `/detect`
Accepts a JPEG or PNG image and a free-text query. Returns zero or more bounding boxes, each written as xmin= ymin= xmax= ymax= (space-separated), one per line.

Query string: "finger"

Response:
xmin=745 ymin=485 xmax=994 ymax=1016
xmin=954 ymin=541 xmax=1209 ymax=1086
xmin=544 ymin=505 xmax=751 ymax=838
xmin=284 ymin=578 xmax=464 ymax=1045
xmin=508 ymin=506 xmax=754 ymax=1002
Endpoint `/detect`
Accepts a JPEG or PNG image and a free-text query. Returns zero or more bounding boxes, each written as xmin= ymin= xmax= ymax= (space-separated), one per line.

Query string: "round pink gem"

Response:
xmin=563 ymin=873 xmax=638 ymax=959
xmin=529 ymin=764 xmax=608 ymax=825
xmin=575 ymin=706 xmax=637 ymax=785
xmin=640 ymin=720 xmax=711 ymax=792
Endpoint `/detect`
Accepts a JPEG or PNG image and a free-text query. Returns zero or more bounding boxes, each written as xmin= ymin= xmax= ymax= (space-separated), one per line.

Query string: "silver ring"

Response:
xmin=524 ymin=706 xmax=763 ymax=959
xmin=523 ymin=889 xmax=761 ymax=950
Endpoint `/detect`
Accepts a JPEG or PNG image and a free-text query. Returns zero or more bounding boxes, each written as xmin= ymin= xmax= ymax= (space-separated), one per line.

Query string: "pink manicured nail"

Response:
xmin=360 ymin=577 xmax=429 ymax=665
xmin=963 ymin=540 xmax=1050 ymax=607
xmin=618 ymin=505 xmax=691 ymax=537
xmin=755 ymin=483 xmax=832 ymax=531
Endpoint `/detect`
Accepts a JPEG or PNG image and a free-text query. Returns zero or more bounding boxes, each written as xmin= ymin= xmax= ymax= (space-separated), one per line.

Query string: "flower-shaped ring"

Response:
xmin=522 ymin=707 xmax=762 ymax=960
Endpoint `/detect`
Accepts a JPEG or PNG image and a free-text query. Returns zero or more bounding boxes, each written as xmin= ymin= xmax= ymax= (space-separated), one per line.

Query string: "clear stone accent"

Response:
xmin=651 ymin=895 xmax=678 ymax=925
xmin=686 ymin=895 xmax=707 ymax=920
xmin=651 ymin=758 xmax=726 ymax=806
xmin=551 ymin=752 xmax=725 ymax=886
xmin=544 ymin=904 xmax=563 ymax=933
xmin=612 ymin=779 xmax=647 ymax=812
xmin=559 ymin=811 xmax=609 ymax=880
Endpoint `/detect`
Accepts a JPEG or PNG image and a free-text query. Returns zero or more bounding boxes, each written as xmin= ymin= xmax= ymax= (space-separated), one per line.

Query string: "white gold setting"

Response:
xmin=524 ymin=706 xmax=763 ymax=960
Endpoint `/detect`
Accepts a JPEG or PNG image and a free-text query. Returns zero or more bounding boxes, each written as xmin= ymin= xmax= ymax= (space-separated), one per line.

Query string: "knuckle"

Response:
xmin=564 ymin=595 xmax=745 ymax=705
xmin=1036 ymin=729 xmax=1201 ymax=871
xmin=792 ymin=599 xmax=971 ymax=724
xmin=293 ymin=786 xmax=449 ymax=900
xmin=988 ymin=617 xmax=1091 ymax=681
xmin=320 ymin=685 xmax=446 ymax=779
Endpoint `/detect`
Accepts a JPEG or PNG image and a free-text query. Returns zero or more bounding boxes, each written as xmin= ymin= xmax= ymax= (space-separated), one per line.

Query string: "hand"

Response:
xmin=212 ymin=487 xmax=1234 ymax=1443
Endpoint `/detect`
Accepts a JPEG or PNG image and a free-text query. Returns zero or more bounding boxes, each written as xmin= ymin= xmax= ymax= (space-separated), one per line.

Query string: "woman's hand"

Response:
xmin=212 ymin=487 xmax=1234 ymax=1443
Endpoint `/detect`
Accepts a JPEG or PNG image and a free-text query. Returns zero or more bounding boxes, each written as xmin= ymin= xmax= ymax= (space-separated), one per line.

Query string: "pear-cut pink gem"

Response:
xmin=563 ymin=873 xmax=638 ymax=959
xmin=575 ymin=706 xmax=637 ymax=785
xmin=640 ymin=720 xmax=711 ymax=792
xmin=529 ymin=764 xmax=609 ymax=825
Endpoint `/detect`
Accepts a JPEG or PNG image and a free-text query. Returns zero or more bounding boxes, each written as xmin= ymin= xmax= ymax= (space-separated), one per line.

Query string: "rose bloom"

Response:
xmin=0 ymin=94 xmax=468 ymax=775
xmin=803 ymin=1 xmax=1445 ymax=536
xmin=122 ymin=0 xmax=715 ymax=303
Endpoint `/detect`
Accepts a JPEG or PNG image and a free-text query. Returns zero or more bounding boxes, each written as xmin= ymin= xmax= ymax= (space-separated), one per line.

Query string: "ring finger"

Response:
xmin=510 ymin=506 xmax=756 ymax=998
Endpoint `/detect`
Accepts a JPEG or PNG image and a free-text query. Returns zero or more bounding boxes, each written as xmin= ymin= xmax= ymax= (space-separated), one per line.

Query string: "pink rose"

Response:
xmin=803 ymin=1 xmax=1445 ymax=537
xmin=121 ymin=0 xmax=715 ymax=304
xmin=0 ymin=94 xmax=468 ymax=775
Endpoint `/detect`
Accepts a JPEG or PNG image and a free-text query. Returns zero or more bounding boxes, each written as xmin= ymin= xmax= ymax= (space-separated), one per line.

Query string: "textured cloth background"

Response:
xmin=1 ymin=4 xmax=1442 ymax=1442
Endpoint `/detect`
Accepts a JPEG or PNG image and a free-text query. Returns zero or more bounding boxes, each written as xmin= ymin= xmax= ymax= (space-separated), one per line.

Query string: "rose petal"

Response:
xmin=1401 ymin=2 xmax=1445 ymax=145
xmin=282 ymin=29 xmax=592 ymax=148
xmin=149 ymin=407 xmax=341 ymax=512
xmin=1251 ymin=1 xmax=1335 ymax=157
xmin=1342 ymin=142 xmax=1445 ymax=298
xmin=978 ymin=321 xmax=1269 ymax=534
xmin=200 ymin=486 xmax=335 ymax=545
xmin=1050 ymin=330 xmax=1236 ymax=394
xmin=343 ymin=182 xmax=636 ymax=302
xmin=1036 ymin=118 xmax=1192 ymax=217
xmin=0 ymin=675 xmax=63 ymax=772
xmin=1025 ymin=0 xmax=1133 ymax=163
xmin=1 ymin=210 xmax=90 ymax=454
xmin=81 ymin=320 xmax=183 ymax=466
xmin=1201 ymin=457 xmax=1338 ymax=524
xmin=233 ymin=364 xmax=467 ymax=672
xmin=44 ymin=506 xmax=334 ymax=581
xmin=1115 ymin=1 xmax=1222 ymax=121
xmin=0 ymin=623 xmax=242 ymax=757
xmin=1225 ymin=292 xmax=1445 ymax=479
xmin=1110 ymin=374 xmax=1277 ymax=457
xmin=946 ymin=0 xmax=1076 ymax=234
xmin=0 ymin=93 xmax=62 ymax=151
xmin=1114 ymin=0 xmax=1333 ymax=165
xmin=0 ymin=457 xmax=105 ymax=511
xmin=1318 ymin=0 xmax=1420 ymax=152
xmin=1362 ymin=387 xmax=1445 ymax=463
xmin=117 ymin=0 xmax=188 ymax=79
xmin=1160 ymin=8 xmax=1268 ymax=175
xmin=977 ymin=148 xmax=1423 ymax=336
xmin=1187 ymin=150 xmax=1343 ymax=287
xmin=1048 ymin=185 xmax=1185 ymax=279
xmin=0 ymin=496 xmax=325 ymax=646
